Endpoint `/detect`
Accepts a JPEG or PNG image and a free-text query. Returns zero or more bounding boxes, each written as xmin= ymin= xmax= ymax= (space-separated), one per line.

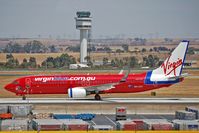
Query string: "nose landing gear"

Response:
xmin=22 ymin=95 xmax=26 ymax=100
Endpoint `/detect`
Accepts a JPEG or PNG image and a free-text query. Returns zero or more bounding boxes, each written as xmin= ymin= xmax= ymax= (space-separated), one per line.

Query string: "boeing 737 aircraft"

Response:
xmin=4 ymin=41 xmax=189 ymax=100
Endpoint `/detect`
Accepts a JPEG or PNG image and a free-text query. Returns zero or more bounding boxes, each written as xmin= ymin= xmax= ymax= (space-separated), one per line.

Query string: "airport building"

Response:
xmin=75 ymin=11 xmax=92 ymax=64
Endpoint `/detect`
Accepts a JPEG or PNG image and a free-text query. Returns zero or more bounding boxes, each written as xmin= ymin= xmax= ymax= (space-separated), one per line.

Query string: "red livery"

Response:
xmin=4 ymin=41 xmax=189 ymax=100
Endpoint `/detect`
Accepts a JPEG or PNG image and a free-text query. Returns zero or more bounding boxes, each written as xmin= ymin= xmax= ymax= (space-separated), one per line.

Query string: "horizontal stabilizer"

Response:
xmin=167 ymin=73 xmax=188 ymax=81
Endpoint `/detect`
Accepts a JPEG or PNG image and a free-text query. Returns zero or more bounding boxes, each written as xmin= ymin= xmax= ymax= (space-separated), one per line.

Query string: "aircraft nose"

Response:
xmin=4 ymin=83 xmax=15 ymax=92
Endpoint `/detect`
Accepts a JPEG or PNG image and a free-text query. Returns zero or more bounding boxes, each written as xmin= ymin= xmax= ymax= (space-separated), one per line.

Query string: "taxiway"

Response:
xmin=0 ymin=98 xmax=199 ymax=104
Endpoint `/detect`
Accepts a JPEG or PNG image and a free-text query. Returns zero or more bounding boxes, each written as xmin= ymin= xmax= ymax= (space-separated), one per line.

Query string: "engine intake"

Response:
xmin=68 ymin=87 xmax=87 ymax=98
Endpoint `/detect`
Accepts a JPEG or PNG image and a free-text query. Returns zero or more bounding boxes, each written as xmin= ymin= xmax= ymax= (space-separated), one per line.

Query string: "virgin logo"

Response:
xmin=161 ymin=56 xmax=182 ymax=76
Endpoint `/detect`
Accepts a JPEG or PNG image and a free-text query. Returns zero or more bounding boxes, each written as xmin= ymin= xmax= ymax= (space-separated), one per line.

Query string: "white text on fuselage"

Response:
xmin=34 ymin=77 xmax=96 ymax=82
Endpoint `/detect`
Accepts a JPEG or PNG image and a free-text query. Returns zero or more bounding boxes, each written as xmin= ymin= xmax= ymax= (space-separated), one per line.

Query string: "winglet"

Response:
xmin=119 ymin=69 xmax=124 ymax=75
xmin=120 ymin=66 xmax=130 ymax=82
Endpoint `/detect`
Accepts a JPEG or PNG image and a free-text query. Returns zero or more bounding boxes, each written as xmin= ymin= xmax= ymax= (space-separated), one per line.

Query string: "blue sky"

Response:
xmin=0 ymin=0 xmax=198 ymax=39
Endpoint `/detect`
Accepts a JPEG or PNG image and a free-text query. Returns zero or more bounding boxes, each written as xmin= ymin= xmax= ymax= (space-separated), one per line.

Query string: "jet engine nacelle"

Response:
xmin=68 ymin=87 xmax=87 ymax=98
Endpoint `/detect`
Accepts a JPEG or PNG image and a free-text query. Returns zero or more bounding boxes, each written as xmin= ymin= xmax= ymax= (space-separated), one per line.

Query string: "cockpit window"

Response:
xmin=16 ymin=86 xmax=21 ymax=91
xmin=12 ymin=80 xmax=19 ymax=85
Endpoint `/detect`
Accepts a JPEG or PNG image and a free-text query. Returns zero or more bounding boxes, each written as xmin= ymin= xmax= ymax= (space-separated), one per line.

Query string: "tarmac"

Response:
xmin=0 ymin=97 xmax=199 ymax=132
xmin=1 ymin=98 xmax=199 ymax=104
xmin=0 ymin=98 xmax=198 ymax=114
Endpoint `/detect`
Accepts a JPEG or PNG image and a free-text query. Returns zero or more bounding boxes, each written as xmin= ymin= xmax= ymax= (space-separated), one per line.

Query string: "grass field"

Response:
xmin=0 ymin=69 xmax=198 ymax=98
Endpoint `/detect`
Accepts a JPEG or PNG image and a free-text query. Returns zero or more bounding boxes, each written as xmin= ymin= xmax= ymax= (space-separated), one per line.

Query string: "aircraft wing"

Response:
xmin=84 ymin=82 xmax=118 ymax=92
xmin=84 ymin=69 xmax=130 ymax=92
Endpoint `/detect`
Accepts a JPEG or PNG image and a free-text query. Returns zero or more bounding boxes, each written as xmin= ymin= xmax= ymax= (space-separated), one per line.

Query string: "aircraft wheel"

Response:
xmin=22 ymin=95 xmax=26 ymax=100
xmin=94 ymin=94 xmax=101 ymax=100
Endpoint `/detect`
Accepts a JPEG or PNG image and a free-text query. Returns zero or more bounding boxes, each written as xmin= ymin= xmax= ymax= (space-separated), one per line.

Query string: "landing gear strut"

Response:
xmin=94 ymin=94 xmax=101 ymax=100
xmin=22 ymin=95 xmax=26 ymax=100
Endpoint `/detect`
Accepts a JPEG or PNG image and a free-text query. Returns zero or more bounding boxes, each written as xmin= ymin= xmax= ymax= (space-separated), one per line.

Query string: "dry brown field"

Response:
xmin=0 ymin=42 xmax=198 ymax=66
xmin=0 ymin=69 xmax=198 ymax=98
xmin=0 ymin=52 xmax=198 ymax=67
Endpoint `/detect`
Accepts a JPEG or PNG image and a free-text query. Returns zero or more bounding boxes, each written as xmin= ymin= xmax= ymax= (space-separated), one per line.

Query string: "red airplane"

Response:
xmin=4 ymin=41 xmax=189 ymax=100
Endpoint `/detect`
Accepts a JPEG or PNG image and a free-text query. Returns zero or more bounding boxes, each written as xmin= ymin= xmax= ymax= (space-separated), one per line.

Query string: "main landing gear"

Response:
xmin=94 ymin=94 xmax=101 ymax=100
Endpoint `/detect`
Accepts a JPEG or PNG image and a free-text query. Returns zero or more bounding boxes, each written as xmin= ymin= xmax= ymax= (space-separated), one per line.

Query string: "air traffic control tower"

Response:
xmin=75 ymin=11 xmax=92 ymax=64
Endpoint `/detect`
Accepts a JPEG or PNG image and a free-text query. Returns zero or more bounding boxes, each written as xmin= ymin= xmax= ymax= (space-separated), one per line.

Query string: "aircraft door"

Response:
xmin=25 ymin=78 xmax=31 ymax=94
